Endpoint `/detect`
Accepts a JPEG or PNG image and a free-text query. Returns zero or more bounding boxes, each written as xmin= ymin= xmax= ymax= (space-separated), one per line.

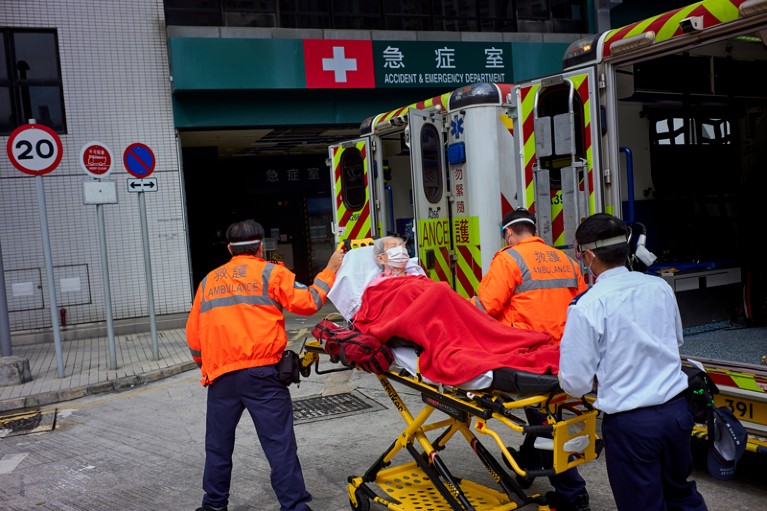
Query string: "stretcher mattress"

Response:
xmin=391 ymin=347 xmax=560 ymax=394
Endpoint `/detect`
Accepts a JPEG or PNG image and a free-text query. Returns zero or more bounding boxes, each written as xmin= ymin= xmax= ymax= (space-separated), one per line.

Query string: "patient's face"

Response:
xmin=377 ymin=237 xmax=405 ymax=268
xmin=383 ymin=238 xmax=404 ymax=251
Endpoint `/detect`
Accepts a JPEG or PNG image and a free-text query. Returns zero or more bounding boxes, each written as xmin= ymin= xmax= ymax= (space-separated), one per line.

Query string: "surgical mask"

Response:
xmin=385 ymin=246 xmax=409 ymax=269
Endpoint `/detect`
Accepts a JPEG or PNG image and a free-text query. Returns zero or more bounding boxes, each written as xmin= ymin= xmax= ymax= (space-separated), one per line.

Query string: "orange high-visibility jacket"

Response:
xmin=186 ymin=255 xmax=336 ymax=386
xmin=471 ymin=236 xmax=586 ymax=343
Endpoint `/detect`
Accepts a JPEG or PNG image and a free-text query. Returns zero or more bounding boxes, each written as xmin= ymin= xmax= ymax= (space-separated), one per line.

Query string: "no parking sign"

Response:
xmin=123 ymin=143 xmax=155 ymax=178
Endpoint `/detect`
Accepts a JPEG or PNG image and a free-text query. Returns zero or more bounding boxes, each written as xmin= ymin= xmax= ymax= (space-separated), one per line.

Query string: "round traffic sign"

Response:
xmin=123 ymin=143 xmax=155 ymax=178
xmin=80 ymin=141 xmax=114 ymax=178
xmin=6 ymin=123 xmax=63 ymax=176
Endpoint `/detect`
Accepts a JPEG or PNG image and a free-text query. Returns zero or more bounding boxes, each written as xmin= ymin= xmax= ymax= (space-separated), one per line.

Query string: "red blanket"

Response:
xmin=353 ymin=276 xmax=560 ymax=386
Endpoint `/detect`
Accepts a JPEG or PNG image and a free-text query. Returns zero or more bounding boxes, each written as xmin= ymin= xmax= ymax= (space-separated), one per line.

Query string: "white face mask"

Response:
xmin=385 ymin=245 xmax=409 ymax=269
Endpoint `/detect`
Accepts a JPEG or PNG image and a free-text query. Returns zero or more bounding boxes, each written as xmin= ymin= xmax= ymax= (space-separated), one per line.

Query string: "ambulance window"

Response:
xmin=653 ymin=118 xmax=688 ymax=145
xmin=699 ymin=119 xmax=732 ymax=144
xmin=419 ymin=123 xmax=444 ymax=203
xmin=648 ymin=111 xmax=739 ymax=198
xmin=339 ymin=148 xmax=366 ymax=211
xmin=651 ymin=116 xmax=732 ymax=145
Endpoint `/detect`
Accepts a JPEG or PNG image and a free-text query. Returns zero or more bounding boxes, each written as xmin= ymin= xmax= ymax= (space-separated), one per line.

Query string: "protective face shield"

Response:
xmin=385 ymin=245 xmax=409 ymax=269
xmin=576 ymin=234 xmax=629 ymax=277
xmin=574 ymin=247 xmax=596 ymax=277
xmin=499 ymin=215 xmax=535 ymax=245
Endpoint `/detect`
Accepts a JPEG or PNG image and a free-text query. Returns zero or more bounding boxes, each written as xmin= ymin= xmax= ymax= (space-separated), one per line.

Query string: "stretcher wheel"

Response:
xmin=349 ymin=487 xmax=370 ymax=511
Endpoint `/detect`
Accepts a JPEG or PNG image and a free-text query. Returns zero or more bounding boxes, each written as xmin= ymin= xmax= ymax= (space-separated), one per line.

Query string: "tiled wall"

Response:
xmin=0 ymin=0 xmax=192 ymax=331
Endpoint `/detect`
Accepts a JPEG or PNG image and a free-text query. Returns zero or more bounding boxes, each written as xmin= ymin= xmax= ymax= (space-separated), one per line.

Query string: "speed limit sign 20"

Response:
xmin=6 ymin=123 xmax=64 ymax=176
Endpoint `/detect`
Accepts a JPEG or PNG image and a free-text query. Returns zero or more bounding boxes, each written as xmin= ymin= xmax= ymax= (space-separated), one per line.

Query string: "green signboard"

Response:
xmin=171 ymin=38 xmax=516 ymax=91
xmin=372 ymin=41 xmax=512 ymax=88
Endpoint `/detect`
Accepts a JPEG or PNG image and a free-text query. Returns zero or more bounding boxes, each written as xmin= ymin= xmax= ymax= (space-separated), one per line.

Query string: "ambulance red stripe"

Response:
xmin=346 ymin=203 xmax=371 ymax=239
xmin=456 ymin=245 xmax=475 ymax=294
xmin=434 ymin=247 xmax=450 ymax=283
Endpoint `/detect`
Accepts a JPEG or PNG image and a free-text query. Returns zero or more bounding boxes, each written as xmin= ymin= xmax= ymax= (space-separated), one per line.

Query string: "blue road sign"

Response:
xmin=123 ymin=143 xmax=155 ymax=178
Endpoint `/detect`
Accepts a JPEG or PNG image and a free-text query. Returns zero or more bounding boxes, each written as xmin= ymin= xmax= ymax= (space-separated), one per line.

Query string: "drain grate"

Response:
xmin=293 ymin=391 xmax=385 ymax=424
xmin=0 ymin=408 xmax=58 ymax=438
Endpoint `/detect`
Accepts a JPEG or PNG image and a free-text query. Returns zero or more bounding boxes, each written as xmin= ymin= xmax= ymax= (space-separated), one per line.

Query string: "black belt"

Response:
xmin=609 ymin=390 xmax=688 ymax=417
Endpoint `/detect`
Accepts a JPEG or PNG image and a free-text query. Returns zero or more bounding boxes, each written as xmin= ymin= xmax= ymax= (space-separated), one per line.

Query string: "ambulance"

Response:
xmin=328 ymin=0 xmax=767 ymax=454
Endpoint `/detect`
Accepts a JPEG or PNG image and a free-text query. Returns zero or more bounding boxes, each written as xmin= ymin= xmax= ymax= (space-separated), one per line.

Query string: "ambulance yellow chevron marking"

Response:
xmin=519 ymin=84 xmax=540 ymax=210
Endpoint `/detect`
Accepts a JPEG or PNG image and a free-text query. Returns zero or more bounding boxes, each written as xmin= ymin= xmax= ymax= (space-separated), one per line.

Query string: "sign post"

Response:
xmin=5 ymin=121 xmax=65 ymax=377
xmin=124 ymin=142 xmax=159 ymax=360
xmin=80 ymin=141 xmax=118 ymax=369
xmin=0 ymin=237 xmax=12 ymax=357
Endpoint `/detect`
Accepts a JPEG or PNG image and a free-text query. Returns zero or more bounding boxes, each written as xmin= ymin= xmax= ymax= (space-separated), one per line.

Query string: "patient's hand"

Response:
xmin=326 ymin=248 xmax=345 ymax=273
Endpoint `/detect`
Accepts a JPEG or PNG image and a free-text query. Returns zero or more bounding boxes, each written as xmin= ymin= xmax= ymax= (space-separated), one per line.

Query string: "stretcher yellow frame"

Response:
xmin=300 ymin=339 xmax=601 ymax=511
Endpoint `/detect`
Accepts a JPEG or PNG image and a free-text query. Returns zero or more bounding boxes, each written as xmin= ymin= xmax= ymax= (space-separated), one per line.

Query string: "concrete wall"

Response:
xmin=0 ymin=0 xmax=192 ymax=334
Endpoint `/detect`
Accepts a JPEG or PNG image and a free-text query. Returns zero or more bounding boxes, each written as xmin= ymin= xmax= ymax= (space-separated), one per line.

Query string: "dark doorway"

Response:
xmin=182 ymin=147 xmax=332 ymax=292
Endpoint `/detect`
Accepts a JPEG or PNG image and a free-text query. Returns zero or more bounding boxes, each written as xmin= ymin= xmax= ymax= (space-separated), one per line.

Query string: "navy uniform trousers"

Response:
xmin=602 ymin=394 xmax=708 ymax=511
xmin=202 ymin=365 xmax=312 ymax=511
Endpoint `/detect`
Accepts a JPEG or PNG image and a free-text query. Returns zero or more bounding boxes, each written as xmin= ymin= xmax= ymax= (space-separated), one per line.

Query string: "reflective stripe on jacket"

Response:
xmin=471 ymin=236 xmax=586 ymax=343
xmin=186 ymin=255 xmax=336 ymax=386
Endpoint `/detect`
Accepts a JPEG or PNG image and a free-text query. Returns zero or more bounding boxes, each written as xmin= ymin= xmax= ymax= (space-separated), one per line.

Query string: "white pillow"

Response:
xmin=327 ymin=245 xmax=424 ymax=320
xmin=327 ymin=246 xmax=381 ymax=321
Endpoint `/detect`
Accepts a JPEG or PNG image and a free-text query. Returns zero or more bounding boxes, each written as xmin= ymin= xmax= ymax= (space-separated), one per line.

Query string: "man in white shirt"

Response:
xmin=558 ymin=213 xmax=707 ymax=511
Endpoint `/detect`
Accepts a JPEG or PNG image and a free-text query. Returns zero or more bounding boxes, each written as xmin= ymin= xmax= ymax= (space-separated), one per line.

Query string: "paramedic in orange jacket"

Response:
xmin=186 ymin=219 xmax=344 ymax=511
xmin=471 ymin=208 xmax=591 ymax=511
xmin=471 ymin=208 xmax=587 ymax=343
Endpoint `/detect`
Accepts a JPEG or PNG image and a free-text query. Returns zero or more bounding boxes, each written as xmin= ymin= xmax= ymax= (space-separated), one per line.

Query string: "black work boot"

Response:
xmin=503 ymin=443 xmax=541 ymax=489
xmin=195 ymin=506 xmax=228 ymax=511
xmin=545 ymin=491 xmax=591 ymax=511
xmin=571 ymin=491 xmax=591 ymax=511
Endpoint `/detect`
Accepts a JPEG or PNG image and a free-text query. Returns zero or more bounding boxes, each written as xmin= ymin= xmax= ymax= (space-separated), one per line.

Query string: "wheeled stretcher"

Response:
xmin=299 ymin=335 xmax=602 ymax=511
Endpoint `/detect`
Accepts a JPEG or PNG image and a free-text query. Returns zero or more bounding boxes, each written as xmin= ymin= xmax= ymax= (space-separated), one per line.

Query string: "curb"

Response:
xmin=0 ymin=362 xmax=198 ymax=414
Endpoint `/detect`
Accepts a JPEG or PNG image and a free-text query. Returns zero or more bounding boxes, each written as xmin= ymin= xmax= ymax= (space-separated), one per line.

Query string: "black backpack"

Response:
xmin=682 ymin=362 xmax=719 ymax=423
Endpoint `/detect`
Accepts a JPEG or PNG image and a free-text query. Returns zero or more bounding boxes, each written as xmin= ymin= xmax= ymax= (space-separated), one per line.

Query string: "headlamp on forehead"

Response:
xmin=576 ymin=235 xmax=628 ymax=253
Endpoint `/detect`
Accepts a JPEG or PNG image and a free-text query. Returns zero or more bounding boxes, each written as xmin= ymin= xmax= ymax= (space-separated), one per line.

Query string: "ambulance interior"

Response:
xmin=614 ymin=30 xmax=767 ymax=328
xmin=377 ymin=131 xmax=418 ymax=256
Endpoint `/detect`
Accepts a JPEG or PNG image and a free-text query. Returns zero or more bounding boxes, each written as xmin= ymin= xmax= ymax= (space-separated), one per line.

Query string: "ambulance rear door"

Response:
xmin=327 ymin=138 xmax=377 ymax=246
xmin=408 ymin=109 xmax=453 ymax=288
xmin=513 ymin=67 xmax=602 ymax=252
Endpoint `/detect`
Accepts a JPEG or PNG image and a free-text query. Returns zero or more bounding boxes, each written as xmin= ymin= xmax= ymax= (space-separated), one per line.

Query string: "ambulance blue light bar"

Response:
xmin=449 ymin=83 xmax=500 ymax=110
xmin=359 ymin=115 xmax=376 ymax=135
xmin=562 ymin=35 xmax=600 ymax=70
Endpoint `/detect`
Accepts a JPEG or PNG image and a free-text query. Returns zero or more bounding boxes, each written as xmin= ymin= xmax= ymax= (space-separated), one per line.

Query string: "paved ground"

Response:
xmin=1 ymin=305 xmax=766 ymax=509
xmin=1 ymin=361 xmax=766 ymax=510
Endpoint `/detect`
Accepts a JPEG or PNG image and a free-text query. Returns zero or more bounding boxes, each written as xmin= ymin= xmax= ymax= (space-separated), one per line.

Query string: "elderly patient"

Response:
xmin=326 ymin=236 xmax=560 ymax=387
